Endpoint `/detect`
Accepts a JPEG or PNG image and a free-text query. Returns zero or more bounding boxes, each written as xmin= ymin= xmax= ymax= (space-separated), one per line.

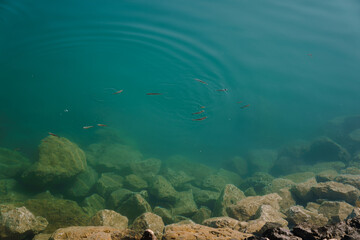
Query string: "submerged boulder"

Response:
xmin=66 ymin=166 xmax=98 ymax=199
xmin=117 ymin=193 xmax=151 ymax=223
xmin=90 ymin=209 xmax=128 ymax=231
xmin=212 ymin=184 xmax=245 ymax=217
xmin=0 ymin=148 xmax=31 ymax=179
xmin=22 ymin=136 xmax=86 ymax=187
xmin=149 ymin=175 xmax=177 ymax=203
xmin=95 ymin=172 xmax=124 ymax=198
xmin=172 ymin=190 xmax=198 ymax=217
xmin=131 ymin=212 xmax=164 ymax=239
xmin=129 ymin=158 xmax=161 ymax=180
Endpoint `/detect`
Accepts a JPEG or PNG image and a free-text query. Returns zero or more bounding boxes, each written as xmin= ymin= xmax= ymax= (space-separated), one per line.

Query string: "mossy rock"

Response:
xmin=0 ymin=148 xmax=31 ymax=179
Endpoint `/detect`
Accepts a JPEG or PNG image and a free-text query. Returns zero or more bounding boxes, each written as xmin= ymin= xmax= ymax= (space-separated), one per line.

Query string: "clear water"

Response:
xmin=1 ymin=0 xmax=359 ymax=165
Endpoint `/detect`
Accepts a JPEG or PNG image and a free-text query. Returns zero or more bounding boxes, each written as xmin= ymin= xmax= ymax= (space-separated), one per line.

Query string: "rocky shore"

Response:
xmin=0 ymin=115 xmax=360 ymax=239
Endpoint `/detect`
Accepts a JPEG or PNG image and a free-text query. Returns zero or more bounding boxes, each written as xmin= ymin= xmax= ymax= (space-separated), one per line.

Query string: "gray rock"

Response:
xmin=310 ymin=181 xmax=360 ymax=205
xmin=22 ymin=136 xmax=86 ymax=186
xmin=81 ymin=194 xmax=106 ymax=216
xmin=286 ymin=205 xmax=328 ymax=228
xmin=130 ymin=158 xmax=161 ymax=180
xmin=66 ymin=166 xmax=98 ymax=198
xmin=107 ymin=188 xmax=132 ymax=209
xmin=212 ymin=184 xmax=245 ymax=217
xmin=172 ymin=190 xmax=198 ymax=217
xmin=0 ymin=148 xmax=31 ymax=179
xmin=0 ymin=205 xmax=48 ymax=240
xmin=149 ymin=175 xmax=177 ymax=203
xmin=90 ymin=209 xmax=128 ymax=230
xmin=226 ymin=193 xmax=282 ymax=221
xmin=318 ymin=201 xmax=354 ymax=224
xmin=117 ymin=193 xmax=151 ymax=223
xmin=153 ymin=206 xmax=173 ymax=225
xmin=124 ymin=174 xmax=148 ymax=191
xmin=191 ymin=207 xmax=211 ymax=224
xmin=131 ymin=212 xmax=164 ymax=240
xmin=95 ymin=172 xmax=124 ymax=198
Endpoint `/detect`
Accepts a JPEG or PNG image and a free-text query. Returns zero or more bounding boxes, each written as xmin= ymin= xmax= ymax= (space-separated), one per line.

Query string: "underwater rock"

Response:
xmin=0 ymin=148 xmax=31 ymax=179
xmin=286 ymin=205 xmax=328 ymax=228
xmin=224 ymin=156 xmax=249 ymax=177
xmin=341 ymin=166 xmax=360 ymax=175
xmin=246 ymin=149 xmax=278 ymax=174
xmin=130 ymin=158 xmax=161 ymax=180
xmin=124 ymin=174 xmax=148 ymax=191
xmin=277 ymin=188 xmax=296 ymax=213
xmin=172 ymin=215 xmax=192 ymax=224
xmin=318 ymin=201 xmax=354 ymax=224
xmin=212 ymin=184 xmax=245 ymax=217
xmin=66 ymin=166 xmax=98 ymax=199
xmin=310 ymin=181 xmax=360 ymax=205
xmin=216 ymin=168 xmax=242 ymax=186
xmin=310 ymin=161 xmax=346 ymax=173
xmin=334 ymin=174 xmax=360 ymax=190
xmin=267 ymin=178 xmax=296 ymax=193
xmin=149 ymin=175 xmax=177 ymax=203
xmin=108 ymin=188 xmax=133 ymax=210
xmin=226 ymin=193 xmax=282 ymax=221
xmin=245 ymin=204 xmax=288 ymax=234
xmin=24 ymin=197 xmax=90 ymax=233
xmin=117 ymin=193 xmax=151 ymax=223
xmin=33 ymin=233 xmax=52 ymax=240
xmin=290 ymin=177 xmax=317 ymax=204
xmin=192 ymin=188 xmax=219 ymax=209
xmin=0 ymin=205 xmax=48 ymax=240
xmin=162 ymin=168 xmax=195 ymax=189
xmin=260 ymin=227 xmax=301 ymax=240
xmin=315 ymin=169 xmax=338 ymax=182
xmin=131 ymin=212 xmax=164 ymax=240
xmin=305 ymin=202 xmax=321 ymax=212
xmin=86 ymin=143 xmax=143 ymax=174
xmin=200 ymin=174 xmax=227 ymax=192
xmin=0 ymin=178 xmax=17 ymax=195
xmin=90 ymin=209 xmax=128 ymax=231
xmin=202 ymin=216 xmax=245 ymax=231
xmin=347 ymin=207 xmax=360 ymax=219
xmin=349 ymin=128 xmax=360 ymax=142
xmin=95 ymin=172 xmax=124 ymax=198
xmin=302 ymin=137 xmax=351 ymax=163
xmin=153 ymin=206 xmax=173 ymax=225
xmin=283 ymin=171 xmax=315 ymax=183
xmin=163 ymin=223 xmax=253 ymax=240
xmin=191 ymin=207 xmax=211 ymax=224
xmin=50 ymin=226 xmax=136 ymax=240
xmin=172 ymin=190 xmax=198 ymax=217
xmin=244 ymin=187 xmax=257 ymax=196
xmin=240 ymin=172 xmax=274 ymax=195
xmin=22 ymin=136 xmax=86 ymax=187
xmin=81 ymin=194 xmax=105 ymax=216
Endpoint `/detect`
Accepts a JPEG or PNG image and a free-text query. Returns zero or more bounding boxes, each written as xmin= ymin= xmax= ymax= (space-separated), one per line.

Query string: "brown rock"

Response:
xmin=131 ymin=212 xmax=164 ymax=240
xmin=90 ymin=209 xmax=128 ymax=231
xmin=286 ymin=205 xmax=328 ymax=228
xmin=277 ymin=188 xmax=296 ymax=212
xmin=202 ymin=217 xmax=243 ymax=231
xmin=191 ymin=207 xmax=211 ymax=224
xmin=163 ymin=223 xmax=253 ymax=240
xmin=318 ymin=201 xmax=354 ymax=224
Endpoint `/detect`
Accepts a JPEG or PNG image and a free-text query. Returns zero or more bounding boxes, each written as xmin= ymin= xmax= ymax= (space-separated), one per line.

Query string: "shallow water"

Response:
xmin=0 ymin=0 xmax=359 ymax=164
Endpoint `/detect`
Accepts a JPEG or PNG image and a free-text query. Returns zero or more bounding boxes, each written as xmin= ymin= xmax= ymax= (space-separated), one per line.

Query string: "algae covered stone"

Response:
xmin=172 ymin=190 xmax=198 ymax=217
xmin=149 ymin=175 xmax=177 ymax=203
xmin=117 ymin=193 xmax=151 ymax=223
xmin=213 ymin=184 xmax=245 ymax=217
xmin=22 ymin=136 xmax=86 ymax=186
xmin=91 ymin=209 xmax=128 ymax=230
xmin=0 ymin=148 xmax=31 ymax=179
xmin=131 ymin=212 xmax=165 ymax=239
xmin=66 ymin=166 xmax=98 ymax=198
xmin=95 ymin=172 xmax=124 ymax=197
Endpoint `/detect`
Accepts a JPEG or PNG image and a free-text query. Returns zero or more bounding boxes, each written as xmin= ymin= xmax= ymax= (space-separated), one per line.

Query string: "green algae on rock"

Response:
xmin=22 ymin=136 xmax=86 ymax=187
xmin=0 ymin=148 xmax=31 ymax=179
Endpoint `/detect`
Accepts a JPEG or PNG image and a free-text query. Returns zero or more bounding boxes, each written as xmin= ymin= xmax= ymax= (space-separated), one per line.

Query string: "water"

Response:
xmin=0 ymin=0 xmax=359 ymax=164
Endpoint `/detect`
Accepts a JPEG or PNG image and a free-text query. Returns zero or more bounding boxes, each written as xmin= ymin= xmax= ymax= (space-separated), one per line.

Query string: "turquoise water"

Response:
xmin=0 ymin=0 xmax=359 ymax=164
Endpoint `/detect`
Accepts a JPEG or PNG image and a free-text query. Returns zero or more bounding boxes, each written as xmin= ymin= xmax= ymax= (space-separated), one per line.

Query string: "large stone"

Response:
xmin=310 ymin=181 xmax=360 ymax=205
xmin=191 ymin=207 xmax=211 ymax=224
xmin=149 ymin=175 xmax=177 ymax=203
xmin=201 ymin=174 xmax=227 ymax=192
xmin=212 ymin=184 xmax=245 ymax=217
xmin=81 ymin=193 xmax=106 ymax=216
xmin=283 ymin=172 xmax=315 ymax=183
xmin=131 ymin=212 xmax=164 ymax=240
xmin=193 ymin=189 xmax=219 ymax=209
xmin=117 ymin=193 xmax=151 ymax=223
xmin=162 ymin=168 xmax=195 ymax=189
xmin=107 ymin=188 xmax=132 ymax=209
xmin=90 ymin=209 xmax=128 ymax=231
xmin=0 ymin=148 xmax=31 ymax=179
xmin=95 ymin=172 xmax=124 ymax=198
xmin=226 ymin=193 xmax=282 ymax=221
xmin=277 ymin=188 xmax=296 ymax=213
xmin=245 ymin=205 xmax=288 ymax=234
xmin=216 ymin=168 xmax=242 ymax=186
xmin=153 ymin=206 xmax=173 ymax=225
xmin=66 ymin=166 xmax=98 ymax=199
xmin=172 ymin=190 xmax=198 ymax=217
xmin=290 ymin=178 xmax=317 ymax=204
xmin=267 ymin=178 xmax=296 ymax=193
xmin=286 ymin=205 xmax=328 ymax=228
xmin=129 ymin=158 xmax=161 ymax=180
xmin=318 ymin=201 xmax=354 ymax=224
xmin=163 ymin=223 xmax=253 ymax=240
xmin=124 ymin=174 xmax=148 ymax=191
xmin=0 ymin=205 xmax=48 ymax=240
xmin=315 ymin=170 xmax=338 ymax=182
xmin=50 ymin=226 xmax=136 ymax=240
xmin=240 ymin=172 xmax=274 ymax=195
xmin=202 ymin=217 xmax=243 ymax=231
xmin=22 ymin=136 xmax=86 ymax=186
xmin=25 ymin=197 xmax=90 ymax=233
xmin=335 ymin=174 xmax=360 ymax=189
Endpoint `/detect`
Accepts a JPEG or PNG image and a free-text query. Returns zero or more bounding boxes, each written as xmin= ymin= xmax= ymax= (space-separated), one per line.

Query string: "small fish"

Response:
xmin=146 ymin=93 xmax=162 ymax=95
xmin=307 ymin=53 xmax=313 ymax=57
xmin=192 ymin=110 xmax=205 ymax=115
xmin=237 ymin=101 xmax=243 ymax=104
xmin=200 ymin=106 xmax=206 ymax=109
xmin=48 ymin=132 xmax=59 ymax=137
xmin=83 ymin=126 xmax=94 ymax=129
xmin=216 ymin=89 xmax=228 ymax=92
xmin=193 ymin=116 xmax=208 ymax=121
xmin=240 ymin=104 xmax=250 ymax=109
xmin=97 ymin=124 xmax=107 ymax=127
xmin=113 ymin=89 xmax=123 ymax=95
xmin=194 ymin=78 xmax=208 ymax=85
